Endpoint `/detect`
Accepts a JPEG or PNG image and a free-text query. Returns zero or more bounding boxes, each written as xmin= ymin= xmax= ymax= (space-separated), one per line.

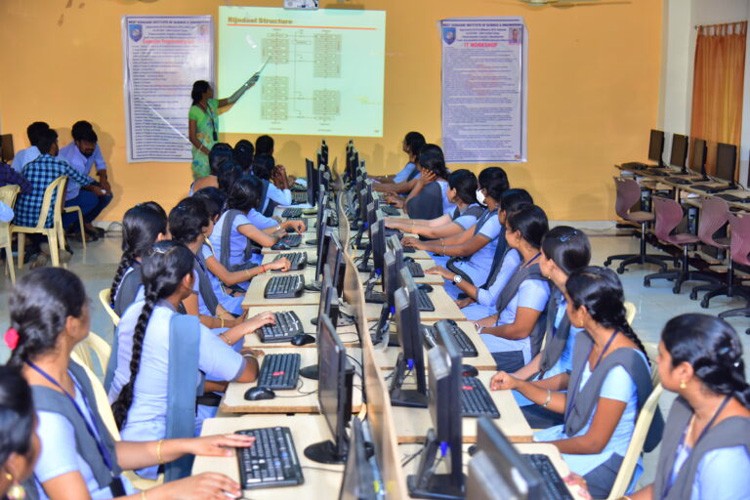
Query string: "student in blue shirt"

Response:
xmin=491 ymin=267 xmax=653 ymax=498
xmin=387 ymin=144 xmax=455 ymax=219
xmin=190 ymin=142 xmax=233 ymax=195
xmin=11 ymin=121 xmax=48 ymax=172
xmin=373 ymin=131 xmax=426 ymax=190
xmin=404 ymin=168 xmax=509 ymax=289
xmin=253 ymin=154 xmax=292 ymax=214
xmin=385 ymin=169 xmax=482 ymax=240
xmin=10 ymin=267 xmax=255 ymax=499
xmin=629 ymin=314 xmax=750 ymax=500
xmin=109 ymin=202 xmax=168 ymax=317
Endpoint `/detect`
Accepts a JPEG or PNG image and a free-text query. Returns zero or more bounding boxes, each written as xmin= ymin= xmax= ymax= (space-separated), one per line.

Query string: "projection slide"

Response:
xmin=218 ymin=6 xmax=385 ymax=137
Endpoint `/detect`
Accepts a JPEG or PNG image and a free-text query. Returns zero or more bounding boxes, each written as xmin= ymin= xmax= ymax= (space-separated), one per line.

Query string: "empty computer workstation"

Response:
xmin=192 ymin=144 xmax=582 ymax=499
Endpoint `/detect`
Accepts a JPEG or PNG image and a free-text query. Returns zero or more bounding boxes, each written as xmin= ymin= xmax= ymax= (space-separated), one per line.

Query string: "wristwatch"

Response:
xmin=452 ymin=274 xmax=463 ymax=284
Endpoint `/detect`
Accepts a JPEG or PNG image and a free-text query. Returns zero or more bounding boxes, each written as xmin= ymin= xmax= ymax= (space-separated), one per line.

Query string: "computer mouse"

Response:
xmin=291 ymin=333 xmax=316 ymax=346
xmin=272 ymin=241 xmax=290 ymax=251
xmin=461 ymin=364 xmax=479 ymax=378
xmin=244 ymin=387 xmax=276 ymax=401
xmin=467 ymin=444 xmax=478 ymax=456
xmin=418 ymin=283 xmax=434 ymax=293
xmin=404 ymin=256 xmax=415 ymax=263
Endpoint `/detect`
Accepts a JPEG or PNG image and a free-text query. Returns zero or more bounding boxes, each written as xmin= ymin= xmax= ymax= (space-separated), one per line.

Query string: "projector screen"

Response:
xmin=218 ymin=6 xmax=386 ymax=137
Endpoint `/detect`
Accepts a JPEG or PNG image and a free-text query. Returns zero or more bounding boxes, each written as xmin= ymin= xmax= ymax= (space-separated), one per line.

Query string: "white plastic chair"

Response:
xmin=0 ymin=184 xmax=20 ymax=283
xmin=99 ymin=288 xmax=120 ymax=327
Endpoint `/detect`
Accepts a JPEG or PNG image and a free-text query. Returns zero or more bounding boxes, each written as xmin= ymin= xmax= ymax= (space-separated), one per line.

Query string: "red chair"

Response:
xmin=604 ymin=177 xmax=673 ymax=274
xmin=705 ymin=211 xmax=750 ymax=313
xmin=643 ymin=197 xmax=716 ymax=293
xmin=688 ymin=197 xmax=731 ymax=301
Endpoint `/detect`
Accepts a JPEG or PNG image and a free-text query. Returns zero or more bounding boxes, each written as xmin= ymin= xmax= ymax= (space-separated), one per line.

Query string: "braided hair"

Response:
xmin=0 ymin=366 xmax=36 ymax=468
xmin=566 ymin=266 xmax=649 ymax=365
xmin=8 ymin=268 xmax=87 ymax=369
xmin=109 ymin=203 xmax=167 ymax=306
xmin=110 ymin=241 xmax=194 ymax=429
xmin=662 ymin=314 xmax=750 ymax=408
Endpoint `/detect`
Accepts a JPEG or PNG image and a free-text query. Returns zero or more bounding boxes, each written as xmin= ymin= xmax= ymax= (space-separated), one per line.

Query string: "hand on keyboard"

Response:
xmin=424 ymin=265 xmax=449 ymax=279
xmin=246 ymin=311 xmax=276 ymax=331
xmin=489 ymin=371 xmax=518 ymax=391
xmin=268 ymin=257 xmax=292 ymax=272
xmin=401 ymin=236 xmax=421 ymax=250
xmin=283 ymin=219 xmax=306 ymax=234
xmin=190 ymin=432 xmax=255 ymax=456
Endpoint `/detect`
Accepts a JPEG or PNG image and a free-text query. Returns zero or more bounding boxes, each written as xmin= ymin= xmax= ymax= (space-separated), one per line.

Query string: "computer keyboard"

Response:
xmin=665 ymin=177 xmax=693 ymax=185
xmin=460 ymin=377 xmax=500 ymax=418
xmin=715 ymin=193 xmax=750 ymax=203
xmin=236 ymin=427 xmax=304 ymax=490
xmin=292 ymin=192 xmax=307 ymax=204
xmin=416 ymin=289 xmax=435 ymax=312
xmin=620 ymin=161 xmax=658 ymax=170
xmin=264 ymin=275 xmax=305 ymax=299
xmin=282 ymin=208 xmax=304 ymax=218
xmin=279 ymin=234 xmax=302 ymax=248
xmin=406 ymin=260 xmax=424 ymax=278
xmin=258 ymin=353 xmax=302 ymax=389
xmin=524 ymin=454 xmax=574 ymax=500
xmin=380 ymin=205 xmax=400 ymax=216
xmin=275 ymin=252 xmax=307 ymax=270
xmin=260 ymin=311 xmax=305 ymax=343
xmin=692 ymin=184 xmax=732 ymax=194
xmin=422 ymin=320 xmax=478 ymax=358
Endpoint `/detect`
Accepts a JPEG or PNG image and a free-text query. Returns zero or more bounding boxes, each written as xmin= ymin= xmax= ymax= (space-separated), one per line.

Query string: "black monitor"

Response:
xmin=383 ymin=246 xmax=400 ymax=308
xmin=338 ymin=418 xmax=378 ymax=500
xmin=669 ymin=133 xmax=689 ymax=172
xmin=370 ymin=214 xmax=386 ymax=274
xmin=407 ymin=321 xmax=464 ymax=499
xmin=715 ymin=142 xmax=737 ymax=188
xmin=300 ymin=272 xmax=339 ymax=381
xmin=691 ymin=138 xmax=708 ymax=180
xmin=305 ymin=158 xmax=317 ymax=206
xmin=466 ymin=418 xmax=546 ymax=500
xmin=315 ymin=218 xmax=332 ymax=281
xmin=648 ymin=129 xmax=665 ymax=167
xmin=304 ymin=313 xmax=354 ymax=465
xmin=326 ymin=234 xmax=346 ymax=299
xmin=312 ymin=161 xmax=322 ymax=204
xmin=388 ymin=270 xmax=427 ymax=408
xmin=321 ymin=139 xmax=329 ymax=166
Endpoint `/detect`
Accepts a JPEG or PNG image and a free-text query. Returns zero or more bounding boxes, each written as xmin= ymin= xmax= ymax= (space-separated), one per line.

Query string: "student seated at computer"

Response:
xmin=624 ymin=314 xmax=750 ymax=500
xmin=10 ymin=267 xmax=255 ymax=498
xmin=253 ymin=154 xmax=292 ymax=215
xmin=209 ymin=176 xmax=304 ymax=274
xmin=191 ymin=189 xmax=292 ymax=315
xmin=233 ymin=139 xmax=254 ymax=173
xmin=372 ymin=131 xmax=426 ymax=190
xmin=511 ymin=226 xmax=591 ymax=429
xmin=385 ymin=144 xmax=455 ymax=219
xmin=473 ymin=204 xmax=550 ymax=372
xmin=384 ymin=169 xmax=483 ymax=240
xmin=402 ymin=168 xmax=508 ymax=289
xmin=109 ymin=202 xmax=168 ymax=317
xmin=427 ymin=188 xmax=533 ymax=320
xmin=190 ymin=142 xmax=233 ymax=195
xmin=491 ymin=267 xmax=654 ymax=499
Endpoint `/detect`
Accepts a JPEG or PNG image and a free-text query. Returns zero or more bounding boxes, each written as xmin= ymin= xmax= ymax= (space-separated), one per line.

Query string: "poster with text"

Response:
xmin=123 ymin=16 xmax=213 ymax=162
xmin=441 ymin=18 xmax=527 ymax=163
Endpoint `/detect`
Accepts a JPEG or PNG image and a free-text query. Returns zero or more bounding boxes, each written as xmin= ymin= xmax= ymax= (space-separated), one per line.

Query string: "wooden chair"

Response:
xmin=11 ymin=175 xmax=68 ymax=268
xmin=0 ymin=184 xmax=21 ymax=283
xmin=99 ymin=288 xmax=121 ymax=327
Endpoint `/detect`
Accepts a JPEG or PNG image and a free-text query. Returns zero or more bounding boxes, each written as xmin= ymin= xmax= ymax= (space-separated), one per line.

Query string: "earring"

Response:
xmin=679 ymin=380 xmax=687 ymax=390
xmin=5 ymin=473 xmax=26 ymax=500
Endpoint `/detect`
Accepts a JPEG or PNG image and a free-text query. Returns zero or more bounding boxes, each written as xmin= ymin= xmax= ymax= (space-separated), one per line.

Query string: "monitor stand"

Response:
xmin=389 ymin=353 xmax=428 ymax=408
xmin=304 ymin=440 xmax=346 ymax=465
xmin=299 ymin=364 xmax=319 ymax=380
xmin=407 ymin=429 xmax=464 ymax=500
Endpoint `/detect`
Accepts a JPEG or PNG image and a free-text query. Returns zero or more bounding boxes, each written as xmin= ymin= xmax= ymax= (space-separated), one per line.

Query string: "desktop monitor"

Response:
xmin=382 ymin=247 xmax=400 ymax=308
xmin=669 ymin=133 xmax=689 ymax=172
xmin=388 ymin=274 xmax=427 ymax=408
xmin=715 ymin=142 xmax=737 ymax=187
xmin=691 ymin=138 xmax=708 ymax=179
xmin=370 ymin=214 xmax=387 ymax=274
xmin=0 ymin=134 xmax=13 ymax=163
xmin=407 ymin=321 xmax=464 ymax=499
xmin=300 ymin=271 xmax=339 ymax=381
xmin=326 ymin=234 xmax=346 ymax=299
xmin=466 ymin=418 xmax=546 ymax=500
xmin=305 ymin=158 xmax=317 ymax=206
xmin=304 ymin=313 xmax=354 ymax=465
xmin=315 ymin=218 xmax=332 ymax=281
xmin=338 ymin=418 xmax=378 ymax=500
xmin=312 ymin=160 xmax=322 ymax=204
xmin=647 ymin=129 xmax=665 ymax=166
xmin=321 ymin=139 xmax=329 ymax=166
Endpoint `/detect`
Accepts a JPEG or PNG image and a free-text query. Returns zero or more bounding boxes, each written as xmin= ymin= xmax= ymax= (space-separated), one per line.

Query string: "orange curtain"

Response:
xmin=690 ymin=21 xmax=747 ymax=178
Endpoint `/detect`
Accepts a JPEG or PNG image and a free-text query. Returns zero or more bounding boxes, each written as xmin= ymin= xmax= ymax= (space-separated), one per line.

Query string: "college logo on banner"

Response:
xmin=129 ymin=24 xmax=143 ymax=42
xmin=442 ymin=27 xmax=457 ymax=45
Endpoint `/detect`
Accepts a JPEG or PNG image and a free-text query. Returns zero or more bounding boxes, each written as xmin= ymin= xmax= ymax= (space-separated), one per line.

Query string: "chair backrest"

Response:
xmin=697 ymin=197 xmax=730 ymax=248
xmin=72 ymin=331 xmax=112 ymax=376
xmin=613 ymin=177 xmax=642 ymax=219
xmin=727 ymin=212 xmax=750 ymax=267
xmin=30 ymin=175 xmax=67 ymax=230
xmin=624 ymin=301 xmax=636 ymax=326
xmin=652 ymin=196 xmax=683 ymax=243
xmin=0 ymin=184 xmax=20 ymax=244
xmin=643 ymin=341 xmax=660 ymax=384
xmin=99 ymin=288 xmax=120 ymax=327
xmin=606 ymin=382 xmax=664 ymax=500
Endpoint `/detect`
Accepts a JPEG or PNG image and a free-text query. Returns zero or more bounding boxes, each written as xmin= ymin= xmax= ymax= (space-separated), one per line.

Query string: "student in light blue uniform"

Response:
xmin=373 ymin=131 xmax=426 ymax=194
xmin=491 ymin=267 xmax=654 ymax=498
xmin=393 ymin=144 xmax=455 ymax=220
xmin=407 ymin=168 xmax=509 ymax=292
xmin=253 ymin=154 xmax=292 ymax=213
xmin=630 ymin=314 xmax=750 ymax=500
xmin=510 ymin=226 xmax=591 ymax=429
xmin=11 ymin=267 xmax=253 ymax=499
xmin=476 ymin=205 xmax=550 ymax=372
xmin=108 ymin=242 xmax=272 ymax=479
xmin=109 ymin=202 xmax=168 ymax=317
xmin=429 ymin=188 xmax=533 ymax=320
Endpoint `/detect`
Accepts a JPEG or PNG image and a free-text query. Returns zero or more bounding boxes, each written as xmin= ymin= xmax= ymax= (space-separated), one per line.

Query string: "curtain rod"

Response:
xmin=694 ymin=20 xmax=748 ymax=30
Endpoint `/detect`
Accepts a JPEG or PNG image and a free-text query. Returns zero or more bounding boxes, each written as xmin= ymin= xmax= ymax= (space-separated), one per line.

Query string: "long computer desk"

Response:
xmin=196 ymin=194 xmax=577 ymax=499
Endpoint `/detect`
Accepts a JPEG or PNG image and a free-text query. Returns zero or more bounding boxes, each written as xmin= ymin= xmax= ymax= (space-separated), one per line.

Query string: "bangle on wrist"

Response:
xmin=245 ymin=269 xmax=252 ymax=278
xmin=261 ymin=264 xmax=267 ymax=273
xmin=141 ymin=491 xmax=147 ymax=500
xmin=156 ymin=439 xmax=164 ymax=465
xmin=542 ymin=389 xmax=552 ymax=408
xmin=219 ymin=332 xmax=231 ymax=345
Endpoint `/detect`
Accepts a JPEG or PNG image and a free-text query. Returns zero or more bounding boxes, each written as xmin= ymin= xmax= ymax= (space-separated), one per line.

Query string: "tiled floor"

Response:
xmin=0 ymin=225 xmax=748 ymax=486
